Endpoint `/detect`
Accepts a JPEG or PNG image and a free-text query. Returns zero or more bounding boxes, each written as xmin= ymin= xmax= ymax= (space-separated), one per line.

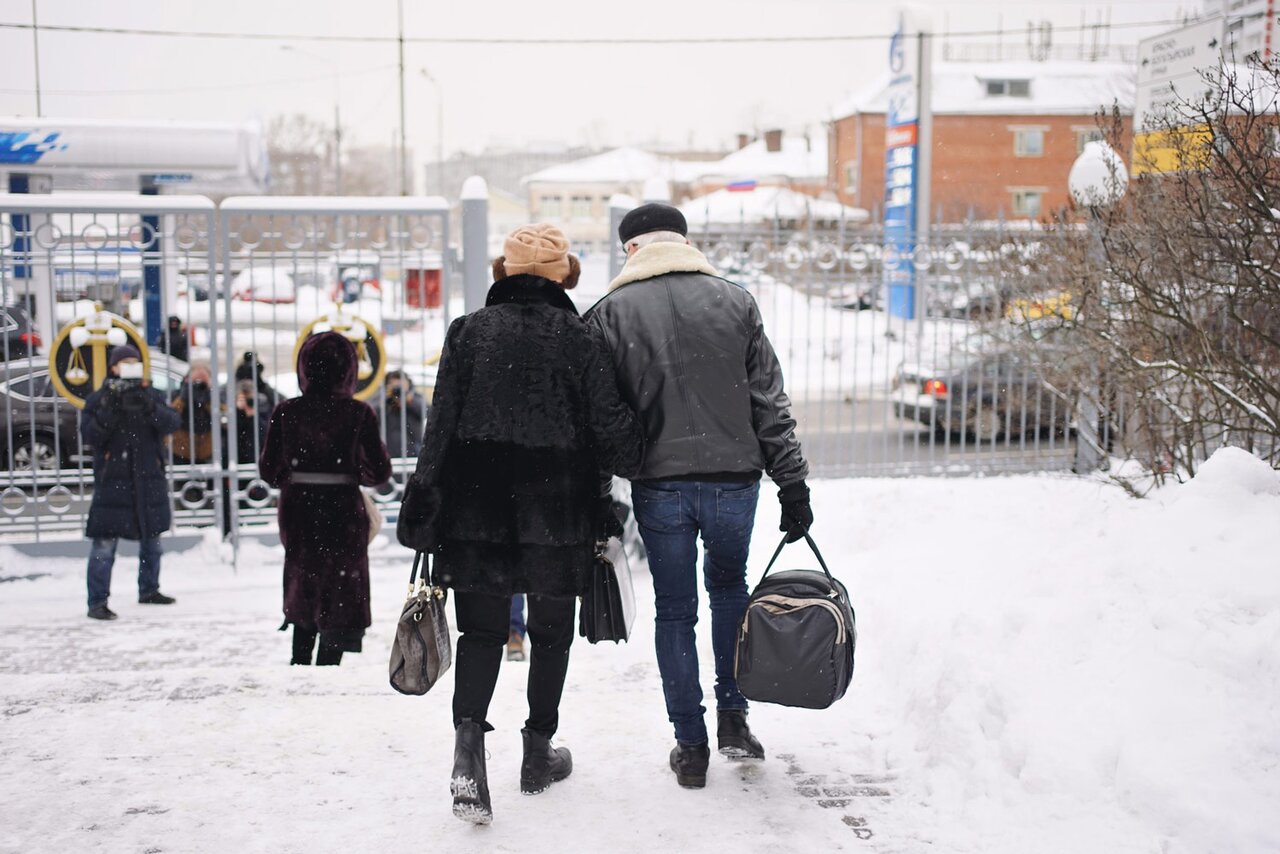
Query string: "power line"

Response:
xmin=0 ymin=63 xmax=398 ymax=97
xmin=0 ymin=18 xmax=1192 ymax=46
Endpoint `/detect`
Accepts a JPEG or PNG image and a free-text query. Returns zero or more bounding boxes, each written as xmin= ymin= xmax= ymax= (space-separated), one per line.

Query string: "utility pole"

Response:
xmin=397 ymin=0 xmax=408 ymax=195
xmin=31 ymin=0 xmax=42 ymax=116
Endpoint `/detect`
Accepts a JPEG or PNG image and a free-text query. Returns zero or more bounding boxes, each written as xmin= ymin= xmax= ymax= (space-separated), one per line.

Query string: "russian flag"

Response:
xmin=726 ymin=179 xmax=757 ymax=192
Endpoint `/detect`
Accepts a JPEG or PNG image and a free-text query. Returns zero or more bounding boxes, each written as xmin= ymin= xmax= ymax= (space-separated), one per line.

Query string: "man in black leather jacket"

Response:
xmin=585 ymin=203 xmax=813 ymax=789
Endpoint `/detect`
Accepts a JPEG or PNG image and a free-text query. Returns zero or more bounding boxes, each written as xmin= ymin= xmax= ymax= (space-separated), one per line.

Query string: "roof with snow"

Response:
xmin=834 ymin=61 xmax=1137 ymax=119
xmin=521 ymin=146 xmax=697 ymax=185
xmin=679 ymin=186 xmax=868 ymax=226
xmin=697 ymin=135 xmax=829 ymax=183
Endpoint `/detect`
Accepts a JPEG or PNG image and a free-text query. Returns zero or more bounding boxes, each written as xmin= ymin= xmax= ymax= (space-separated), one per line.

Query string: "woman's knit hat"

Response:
xmin=492 ymin=223 xmax=580 ymax=289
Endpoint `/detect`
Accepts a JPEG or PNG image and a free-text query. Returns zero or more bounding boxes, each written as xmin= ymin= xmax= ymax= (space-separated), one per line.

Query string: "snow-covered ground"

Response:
xmin=3 ymin=448 xmax=1278 ymax=853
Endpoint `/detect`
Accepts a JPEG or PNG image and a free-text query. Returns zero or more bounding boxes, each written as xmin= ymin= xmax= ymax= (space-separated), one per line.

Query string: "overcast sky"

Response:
xmin=1 ymin=0 xmax=1197 ymax=175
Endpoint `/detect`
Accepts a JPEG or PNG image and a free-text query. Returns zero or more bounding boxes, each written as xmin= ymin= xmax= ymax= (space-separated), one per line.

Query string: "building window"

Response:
xmin=842 ymin=162 xmax=858 ymax=194
xmin=1075 ymin=128 xmax=1104 ymax=154
xmin=986 ymin=78 xmax=1031 ymax=97
xmin=570 ymin=194 xmax=592 ymax=220
xmin=539 ymin=194 xmax=563 ymax=217
xmin=1010 ymin=189 xmax=1045 ymax=218
xmin=1013 ymin=128 xmax=1045 ymax=157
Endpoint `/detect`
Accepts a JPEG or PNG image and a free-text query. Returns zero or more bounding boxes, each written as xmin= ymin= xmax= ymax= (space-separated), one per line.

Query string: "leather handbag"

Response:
xmin=388 ymin=551 xmax=452 ymax=695
xmin=734 ymin=533 xmax=856 ymax=709
xmin=578 ymin=537 xmax=636 ymax=644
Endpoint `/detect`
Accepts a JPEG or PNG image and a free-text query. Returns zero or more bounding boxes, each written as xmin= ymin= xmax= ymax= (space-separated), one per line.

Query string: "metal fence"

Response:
xmin=682 ymin=211 xmax=1082 ymax=478
xmin=2 ymin=190 xmax=1092 ymax=548
xmin=1 ymin=193 xmax=450 ymax=545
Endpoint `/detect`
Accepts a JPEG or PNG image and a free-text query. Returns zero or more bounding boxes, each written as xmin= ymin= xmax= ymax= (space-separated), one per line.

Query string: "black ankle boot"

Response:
xmin=669 ymin=741 xmax=710 ymax=788
xmin=717 ymin=709 xmax=765 ymax=760
xmin=520 ymin=728 xmax=572 ymax=795
xmin=451 ymin=720 xmax=492 ymax=824
xmin=291 ymin=627 xmax=316 ymax=666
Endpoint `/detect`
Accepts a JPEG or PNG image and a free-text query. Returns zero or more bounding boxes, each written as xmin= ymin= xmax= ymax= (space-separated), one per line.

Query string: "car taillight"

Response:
xmin=922 ymin=379 xmax=948 ymax=397
xmin=20 ymin=332 xmax=42 ymax=348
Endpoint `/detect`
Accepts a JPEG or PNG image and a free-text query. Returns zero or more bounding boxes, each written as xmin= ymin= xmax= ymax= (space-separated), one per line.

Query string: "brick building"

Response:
xmin=831 ymin=61 xmax=1136 ymax=221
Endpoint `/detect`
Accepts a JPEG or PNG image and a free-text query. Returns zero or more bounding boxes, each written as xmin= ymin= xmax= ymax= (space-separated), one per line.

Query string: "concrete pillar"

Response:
xmin=460 ymin=175 xmax=489 ymax=315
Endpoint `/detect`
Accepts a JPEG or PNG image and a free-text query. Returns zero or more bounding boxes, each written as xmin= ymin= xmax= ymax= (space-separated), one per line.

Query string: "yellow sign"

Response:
xmin=48 ymin=307 xmax=151 ymax=410
xmin=1131 ymin=125 xmax=1214 ymax=176
xmin=292 ymin=306 xmax=387 ymax=401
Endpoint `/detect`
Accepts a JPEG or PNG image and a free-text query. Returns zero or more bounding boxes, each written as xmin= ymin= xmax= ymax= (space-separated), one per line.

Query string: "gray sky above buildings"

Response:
xmin=1 ymin=1 xmax=1193 ymax=171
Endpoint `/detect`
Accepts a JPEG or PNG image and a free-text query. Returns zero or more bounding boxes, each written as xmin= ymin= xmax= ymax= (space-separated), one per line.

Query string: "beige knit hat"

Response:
xmin=493 ymin=223 xmax=577 ymax=287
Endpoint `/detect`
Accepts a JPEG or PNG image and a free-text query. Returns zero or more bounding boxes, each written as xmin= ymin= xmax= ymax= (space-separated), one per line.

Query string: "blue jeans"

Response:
xmin=87 ymin=536 xmax=162 ymax=608
xmin=631 ymin=479 xmax=760 ymax=745
xmin=510 ymin=593 xmax=527 ymax=637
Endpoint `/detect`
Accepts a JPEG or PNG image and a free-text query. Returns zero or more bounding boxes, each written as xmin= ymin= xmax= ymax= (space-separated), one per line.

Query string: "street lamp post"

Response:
xmin=419 ymin=68 xmax=444 ymax=196
xmin=281 ymin=44 xmax=342 ymax=194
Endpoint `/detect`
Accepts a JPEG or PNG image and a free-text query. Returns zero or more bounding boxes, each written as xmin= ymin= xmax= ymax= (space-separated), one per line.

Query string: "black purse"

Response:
xmin=578 ymin=537 xmax=635 ymax=644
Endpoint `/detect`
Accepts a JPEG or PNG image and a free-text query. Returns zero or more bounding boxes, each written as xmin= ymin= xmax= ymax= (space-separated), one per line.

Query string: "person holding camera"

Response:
xmin=383 ymin=369 xmax=424 ymax=459
xmin=81 ymin=345 xmax=183 ymax=620
xmin=170 ymin=361 xmax=216 ymax=465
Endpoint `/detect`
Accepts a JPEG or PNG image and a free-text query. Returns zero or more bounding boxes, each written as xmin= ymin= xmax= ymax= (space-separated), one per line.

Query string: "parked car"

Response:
xmin=0 ymin=353 xmax=189 ymax=471
xmin=893 ymin=342 xmax=1073 ymax=441
xmin=1 ymin=305 xmax=42 ymax=361
xmin=230 ymin=265 xmax=300 ymax=304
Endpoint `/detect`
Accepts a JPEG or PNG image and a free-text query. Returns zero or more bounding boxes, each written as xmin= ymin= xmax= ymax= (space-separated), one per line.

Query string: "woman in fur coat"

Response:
xmin=258 ymin=332 xmax=392 ymax=666
xmin=397 ymin=223 xmax=643 ymax=824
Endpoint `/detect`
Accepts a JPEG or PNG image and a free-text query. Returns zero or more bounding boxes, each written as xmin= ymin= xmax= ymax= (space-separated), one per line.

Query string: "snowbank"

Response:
xmin=2 ymin=451 xmax=1278 ymax=852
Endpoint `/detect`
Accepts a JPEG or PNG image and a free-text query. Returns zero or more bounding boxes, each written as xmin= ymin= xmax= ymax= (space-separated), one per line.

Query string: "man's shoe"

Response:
xmin=138 ymin=592 xmax=176 ymax=605
xmin=669 ymin=741 xmax=710 ymax=789
xmin=717 ymin=709 xmax=765 ymax=760
xmin=87 ymin=604 xmax=118 ymax=621
xmin=450 ymin=720 xmax=493 ymax=824
xmin=506 ymin=631 xmax=526 ymax=662
xmin=520 ymin=728 xmax=573 ymax=794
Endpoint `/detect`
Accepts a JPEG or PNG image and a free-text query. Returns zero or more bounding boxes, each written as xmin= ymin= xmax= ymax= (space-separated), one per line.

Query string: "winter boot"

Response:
xmin=520 ymin=728 xmax=572 ymax=795
xmin=87 ymin=604 xmax=118 ymax=621
xmin=506 ymin=631 xmax=526 ymax=662
xmin=669 ymin=741 xmax=710 ymax=789
xmin=450 ymin=720 xmax=493 ymax=824
xmin=291 ymin=627 xmax=317 ymax=666
xmin=315 ymin=639 xmax=344 ymax=666
xmin=717 ymin=709 xmax=765 ymax=760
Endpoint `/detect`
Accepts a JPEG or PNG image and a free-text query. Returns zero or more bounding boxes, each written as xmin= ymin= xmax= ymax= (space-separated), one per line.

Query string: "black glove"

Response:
xmin=597 ymin=496 xmax=625 ymax=541
xmin=778 ymin=481 xmax=813 ymax=544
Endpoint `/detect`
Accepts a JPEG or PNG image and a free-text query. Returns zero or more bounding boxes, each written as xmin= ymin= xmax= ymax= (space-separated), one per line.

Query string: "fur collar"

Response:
xmin=486 ymin=274 xmax=580 ymax=315
xmin=608 ymin=242 xmax=719 ymax=291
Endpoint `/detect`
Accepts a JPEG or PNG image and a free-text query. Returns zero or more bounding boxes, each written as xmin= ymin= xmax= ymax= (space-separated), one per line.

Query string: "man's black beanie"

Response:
xmin=618 ymin=203 xmax=688 ymax=246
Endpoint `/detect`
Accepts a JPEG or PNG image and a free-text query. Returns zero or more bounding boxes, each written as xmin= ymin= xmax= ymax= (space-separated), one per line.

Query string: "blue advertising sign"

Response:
xmin=883 ymin=14 xmax=919 ymax=320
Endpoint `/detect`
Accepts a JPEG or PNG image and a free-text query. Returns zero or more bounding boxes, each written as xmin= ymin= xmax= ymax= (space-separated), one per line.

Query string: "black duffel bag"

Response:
xmin=734 ymin=533 xmax=856 ymax=709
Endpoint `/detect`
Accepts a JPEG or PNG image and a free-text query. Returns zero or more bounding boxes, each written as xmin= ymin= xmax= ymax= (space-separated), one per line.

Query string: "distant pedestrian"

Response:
xmin=382 ymin=369 xmax=424 ymax=459
xmin=169 ymin=360 xmax=216 ymax=464
xmin=586 ymin=203 xmax=812 ymax=788
xmin=398 ymin=223 xmax=643 ymax=824
xmin=164 ymin=315 xmax=189 ymax=363
xmin=81 ymin=345 xmax=183 ymax=620
xmin=258 ymin=332 xmax=393 ymax=666
xmin=508 ymin=594 xmax=527 ymax=662
xmin=235 ymin=351 xmax=282 ymax=410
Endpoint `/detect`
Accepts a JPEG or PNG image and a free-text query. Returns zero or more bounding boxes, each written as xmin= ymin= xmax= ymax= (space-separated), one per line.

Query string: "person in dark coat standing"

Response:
xmin=81 ymin=345 xmax=183 ymax=620
xmin=398 ymin=223 xmax=644 ymax=825
xmin=258 ymin=332 xmax=392 ymax=666
xmin=382 ymin=369 xmax=424 ymax=459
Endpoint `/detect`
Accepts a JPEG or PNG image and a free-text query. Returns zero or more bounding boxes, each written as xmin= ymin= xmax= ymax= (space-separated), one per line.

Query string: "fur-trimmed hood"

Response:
xmin=608 ymin=241 xmax=718 ymax=291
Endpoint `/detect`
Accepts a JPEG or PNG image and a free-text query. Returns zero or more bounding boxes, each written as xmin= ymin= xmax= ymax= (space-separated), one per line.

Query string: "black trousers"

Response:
xmin=452 ymin=591 xmax=576 ymax=736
